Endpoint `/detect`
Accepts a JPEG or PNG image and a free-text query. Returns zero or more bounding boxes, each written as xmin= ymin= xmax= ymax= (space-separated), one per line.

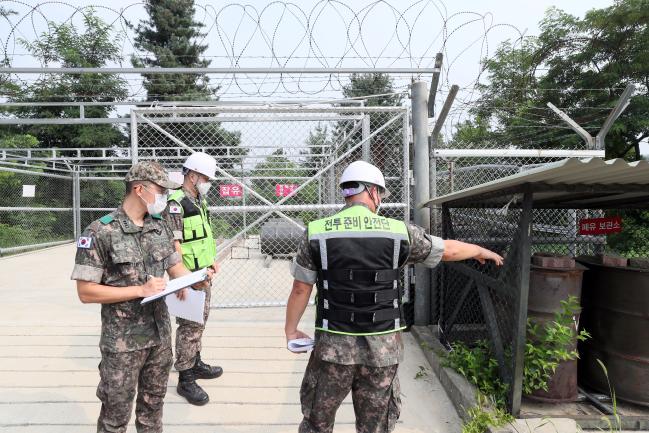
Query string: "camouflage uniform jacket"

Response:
xmin=291 ymin=202 xmax=445 ymax=367
xmin=71 ymin=207 xmax=181 ymax=353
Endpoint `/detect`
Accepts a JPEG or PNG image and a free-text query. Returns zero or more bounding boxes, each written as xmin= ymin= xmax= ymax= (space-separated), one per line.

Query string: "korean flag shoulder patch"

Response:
xmin=169 ymin=205 xmax=182 ymax=214
xmin=77 ymin=236 xmax=93 ymax=249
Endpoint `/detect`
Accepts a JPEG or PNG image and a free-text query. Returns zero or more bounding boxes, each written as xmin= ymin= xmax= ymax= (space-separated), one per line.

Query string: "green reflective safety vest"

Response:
xmin=168 ymin=189 xmax=216 ymax=271
xmin=307 ymin=204 xmax=411 ymax=336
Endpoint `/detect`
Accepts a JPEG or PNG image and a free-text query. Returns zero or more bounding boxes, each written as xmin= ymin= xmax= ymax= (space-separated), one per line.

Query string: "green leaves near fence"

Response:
xmin=443 ymin=296 xmax=589 ymax=409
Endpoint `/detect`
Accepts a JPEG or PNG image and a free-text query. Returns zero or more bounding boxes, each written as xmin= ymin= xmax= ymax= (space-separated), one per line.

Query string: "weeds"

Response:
xmin=415 ymin=365 xmax=428 ymax=379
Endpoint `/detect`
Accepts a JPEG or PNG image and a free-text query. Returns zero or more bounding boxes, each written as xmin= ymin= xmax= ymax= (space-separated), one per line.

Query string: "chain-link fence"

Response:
xmin=430 ymin=156 xmax=649 ymax=414
xmin=131 ymin=105 xmax=410 ymax=307
xmin=0 ymin=167 xmax=74 ymax=256
xmin=428 ymin=154 xmax=598 ymax=321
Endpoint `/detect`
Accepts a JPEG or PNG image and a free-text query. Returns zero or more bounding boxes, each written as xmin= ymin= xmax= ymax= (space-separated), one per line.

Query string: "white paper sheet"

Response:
xmin=140 ymin=268 xmax=208 ymax=305
xmin=165 ymin=288 xmax=206 ymax=324
xmin=287 ymin=338 xmax=315 ymax=353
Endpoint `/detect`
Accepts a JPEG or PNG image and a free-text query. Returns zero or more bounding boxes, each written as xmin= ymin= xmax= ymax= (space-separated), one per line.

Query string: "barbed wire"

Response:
xmin=0 ymin=0 xmax=629 ymax=149
xmin=0 ymin=1 xmax=522 ymax=94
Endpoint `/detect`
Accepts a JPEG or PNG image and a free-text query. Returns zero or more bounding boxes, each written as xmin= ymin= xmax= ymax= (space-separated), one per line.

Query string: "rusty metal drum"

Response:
xmin=577 ymin=256 xmax=649 ymax=407
xmin=526 ymin=253 xmax=586 ymax=403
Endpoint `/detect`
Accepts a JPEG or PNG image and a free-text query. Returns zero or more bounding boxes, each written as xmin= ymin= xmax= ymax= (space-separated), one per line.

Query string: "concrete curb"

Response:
xmin=410 ymin=326 xmax=647 ymax=432
xmin=410 ymin=325 xmax=478 ymax=421
xmin=411 ymin=326 xmax=521 ymax=432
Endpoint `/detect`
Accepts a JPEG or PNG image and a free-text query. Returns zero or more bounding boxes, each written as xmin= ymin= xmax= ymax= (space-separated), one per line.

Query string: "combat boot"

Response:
xmin=177 ymin=368 xmax=209 ymax=406
xmin=192 ymin=351 xmax=223 ymax=379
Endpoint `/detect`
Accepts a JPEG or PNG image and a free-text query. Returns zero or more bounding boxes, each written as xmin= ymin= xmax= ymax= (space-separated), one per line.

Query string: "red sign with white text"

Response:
xmin=219 ymin=184 xmax=243 ymax=198
xmin=578 ymin=216 xmax=622 ymax=235
xmin=276 ymin=184 xmax=298 ymax=197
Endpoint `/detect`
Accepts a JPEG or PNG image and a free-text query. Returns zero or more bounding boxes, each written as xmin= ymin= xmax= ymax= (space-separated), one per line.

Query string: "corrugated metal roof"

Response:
xmin=421 ymin=158 xmax=649 ymax=209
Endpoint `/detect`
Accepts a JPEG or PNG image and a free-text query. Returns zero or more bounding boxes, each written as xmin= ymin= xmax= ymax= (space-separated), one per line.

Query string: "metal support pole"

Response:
xmin=130 ymin=111 xmax=138 ymax=164
xmin=402 ymin=110 xmax=411 ymax=302
xmin=510 ymin=187 xmax=533 ymax=416
xmin=412 ymin=81 xmax=431 ymax=325
xmin=362 ymin=115 xmax=371 ymax=162
xmin=241 ymin=161 xmax=247 ymax=234
xmin=72 ymin=171 xmax=81 ymax=239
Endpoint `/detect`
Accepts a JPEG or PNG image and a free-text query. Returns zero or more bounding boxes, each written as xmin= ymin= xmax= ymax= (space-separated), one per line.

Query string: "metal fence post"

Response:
xmin=412 ymin=81 xmax=431 ymax=325
xmin=362 ymin=114 xmax=371 ymax=162
xmin=402 ymin=109 xmax=412 ymax=302
xmin=72 ymin=170 xmax=81 ymax=239
xmin=328 ymin=153 xmax=336 ymax=204
xmin=130 ymin=110 xmax=139 ymax=164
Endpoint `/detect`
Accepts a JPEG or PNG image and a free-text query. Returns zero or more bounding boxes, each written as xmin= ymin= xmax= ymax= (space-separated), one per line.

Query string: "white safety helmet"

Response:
xmin=183 ymin=152 xmax=217 ymax=180
xmin=339 ymin=160 xmax=389 ymax=198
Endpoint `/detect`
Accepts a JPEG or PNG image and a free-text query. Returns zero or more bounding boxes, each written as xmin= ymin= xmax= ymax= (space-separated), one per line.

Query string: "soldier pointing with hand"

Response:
xmin=285 ymin=160 xmax=504 ymax=433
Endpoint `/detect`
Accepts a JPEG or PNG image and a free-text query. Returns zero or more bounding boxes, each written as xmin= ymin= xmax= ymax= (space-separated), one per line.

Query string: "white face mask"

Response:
xmin=197 ymin=181 xmax=212 ymax=196
xmin=141 ymin=186 xmax=168 ymax=215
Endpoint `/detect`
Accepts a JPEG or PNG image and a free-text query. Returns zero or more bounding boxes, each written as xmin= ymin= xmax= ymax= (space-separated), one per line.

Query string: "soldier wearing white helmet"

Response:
xmin=163 ymin=151 xmax=223 ymax=406
xmin=285 ymin=160 xmax=504 ymax=433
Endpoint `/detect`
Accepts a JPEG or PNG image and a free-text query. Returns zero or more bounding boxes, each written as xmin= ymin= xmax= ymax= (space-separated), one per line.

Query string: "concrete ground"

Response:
xmin=0 ymin=243 xmax=461 ymax=433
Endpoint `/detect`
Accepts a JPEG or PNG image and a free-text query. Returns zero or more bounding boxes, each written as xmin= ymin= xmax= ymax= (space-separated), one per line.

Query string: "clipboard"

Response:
xmin=140 ymin=268 xmax=209 ymax=305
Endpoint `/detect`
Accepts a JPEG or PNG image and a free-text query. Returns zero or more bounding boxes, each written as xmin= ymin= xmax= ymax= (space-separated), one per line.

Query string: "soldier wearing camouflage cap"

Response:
xmin=285 ymin=161 xmax=504 ymax=433
xmin=71 ymin=161 xmax=213 ymax=433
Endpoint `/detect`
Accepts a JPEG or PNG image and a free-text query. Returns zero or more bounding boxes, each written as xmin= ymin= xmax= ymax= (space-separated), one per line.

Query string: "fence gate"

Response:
xmin=131 ymin=105 xmax=410 ymax=307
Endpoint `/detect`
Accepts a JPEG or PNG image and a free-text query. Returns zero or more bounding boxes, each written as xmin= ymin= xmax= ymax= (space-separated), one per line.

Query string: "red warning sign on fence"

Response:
xmin=578 ymin=216 xmax=622 ymax=235
xmin=276 ymin=184 xmax=298 ymax=197
xmin=219 ymin=184 xmax=243 ymax=198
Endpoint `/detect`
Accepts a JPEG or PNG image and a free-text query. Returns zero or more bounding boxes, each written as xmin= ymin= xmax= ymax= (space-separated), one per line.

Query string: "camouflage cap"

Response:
xmin=124 ymin=161 xmax=181 ymax=190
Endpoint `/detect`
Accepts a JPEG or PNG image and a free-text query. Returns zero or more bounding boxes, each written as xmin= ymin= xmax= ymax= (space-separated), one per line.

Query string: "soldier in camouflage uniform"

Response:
xmin=71 ymin=161 xmax=211 ymax=433
xmin=163 ymin=152 xmax=223 ymax=406
xmin=285 ymin=161 xmax=504 ymax=433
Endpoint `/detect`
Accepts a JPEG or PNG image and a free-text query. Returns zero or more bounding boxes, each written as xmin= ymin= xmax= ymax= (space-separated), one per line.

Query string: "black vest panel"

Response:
xmin=309 ymin=235 xmax=410 ymax=335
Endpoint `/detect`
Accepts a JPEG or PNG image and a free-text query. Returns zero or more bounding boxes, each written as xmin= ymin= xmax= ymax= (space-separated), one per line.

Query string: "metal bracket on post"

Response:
xmin=547 ymin=84 xmax=635 ymax=151
xmin=428 ymin=53 xmax=444 ymax=118
xmin=595 ymin=84 xmax=635 ymax=150
xmin=547 ymin=102 xmax=595 ymax=149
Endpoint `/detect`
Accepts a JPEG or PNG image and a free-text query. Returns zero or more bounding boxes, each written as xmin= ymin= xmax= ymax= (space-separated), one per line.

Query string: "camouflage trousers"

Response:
xmin=299 ymin=353 xmax=401 ymax=433
xmin=174 ymin=285 xmax=211 ymax=371
xmin=96 ymin=344 xmax=172 ymax=433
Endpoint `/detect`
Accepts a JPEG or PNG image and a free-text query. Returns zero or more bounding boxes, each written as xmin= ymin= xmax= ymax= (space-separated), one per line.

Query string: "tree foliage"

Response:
xmin=131 ymin=0 xmax=245 ymax=169
xmin=2 ymin=10 xmax=128 ymax=148
xmin=132 ymin=0 xmax=212 ymax=101
xmin=455 ymin=0 xmax=649 ymax=159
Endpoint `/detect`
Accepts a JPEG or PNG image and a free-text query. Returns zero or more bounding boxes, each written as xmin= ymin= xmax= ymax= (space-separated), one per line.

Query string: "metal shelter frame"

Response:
xmin=423 ymin=158 xmax=649 ymax=415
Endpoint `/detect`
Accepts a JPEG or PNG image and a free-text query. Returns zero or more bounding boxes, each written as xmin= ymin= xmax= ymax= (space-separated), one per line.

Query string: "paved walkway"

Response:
xmin=0 ymin=244 xmax=461 ymax=433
